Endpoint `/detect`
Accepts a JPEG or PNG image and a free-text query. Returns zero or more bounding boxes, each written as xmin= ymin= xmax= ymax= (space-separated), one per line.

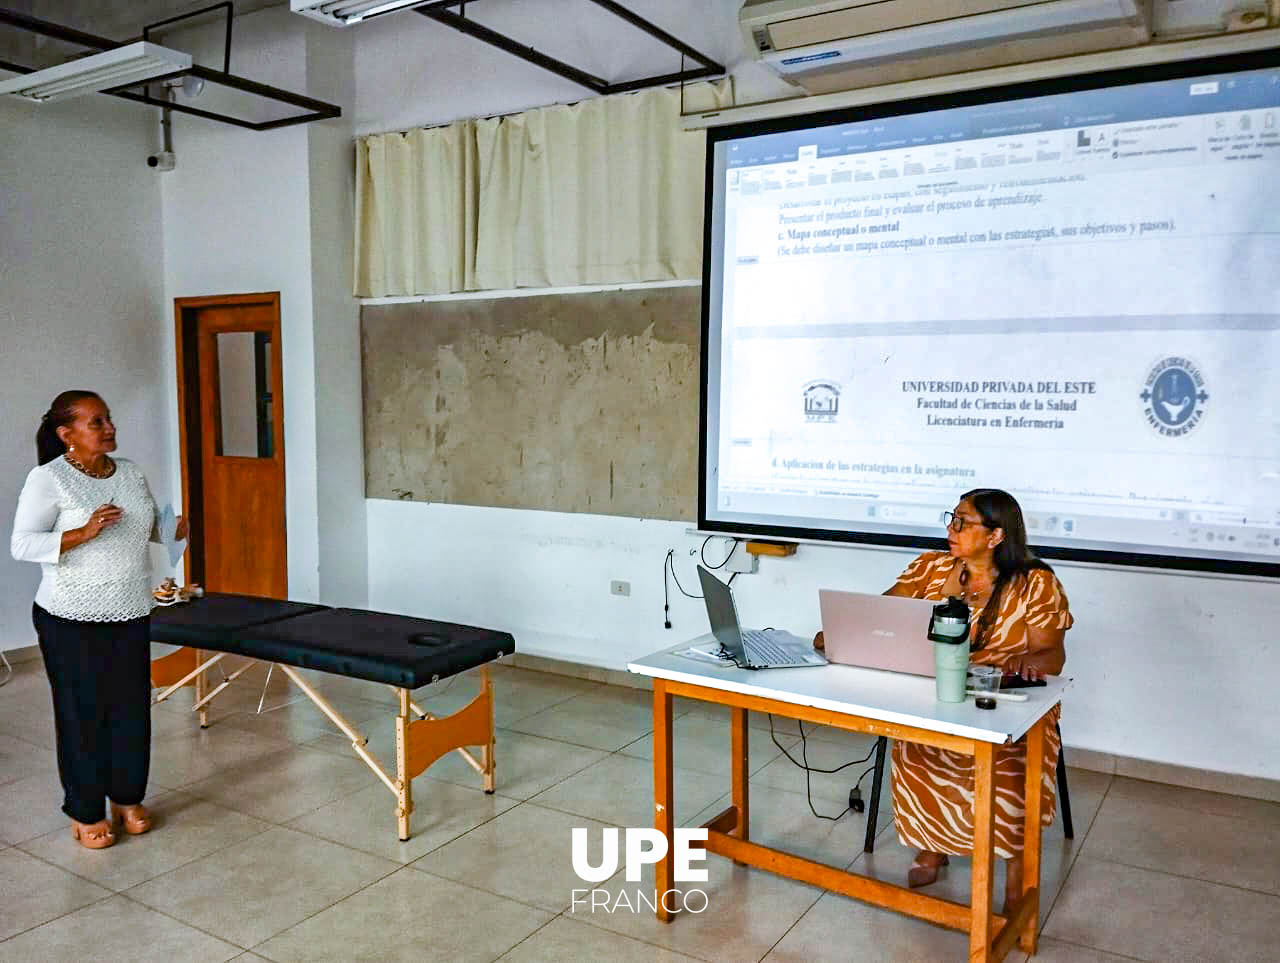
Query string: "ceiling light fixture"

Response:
xmin=291 ymin=0 xmax=429 ymax=27
xmin=0 ymin=41 xmax=192 ymax=103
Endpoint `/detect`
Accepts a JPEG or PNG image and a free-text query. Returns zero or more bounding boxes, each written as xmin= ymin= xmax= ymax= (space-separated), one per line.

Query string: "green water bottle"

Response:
xmin=927 ymin=597 xmax=970 ymax=703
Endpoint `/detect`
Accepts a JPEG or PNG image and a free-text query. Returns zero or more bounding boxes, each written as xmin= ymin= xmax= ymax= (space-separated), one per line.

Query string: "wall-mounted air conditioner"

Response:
xmin=291 ymin=0 xmax=427 ymax=28
xmin=740 ymin=0 xmax=1153 ymax=93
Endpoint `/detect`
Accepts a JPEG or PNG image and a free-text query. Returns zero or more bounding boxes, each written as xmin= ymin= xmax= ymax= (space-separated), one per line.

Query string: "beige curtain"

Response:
xmin=354 ymin=120 xmax=477 ymax=297
xmin=354 ymin=80 xmax=732 ymax=296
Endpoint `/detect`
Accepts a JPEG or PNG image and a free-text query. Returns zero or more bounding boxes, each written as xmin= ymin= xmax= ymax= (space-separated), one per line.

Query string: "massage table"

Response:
xmin=149 ymin=593 xmax=513 ymax=840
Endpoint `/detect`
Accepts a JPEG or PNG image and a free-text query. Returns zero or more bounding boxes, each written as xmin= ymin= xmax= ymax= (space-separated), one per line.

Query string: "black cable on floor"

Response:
xmin=768 ymin=715 xmax=877 ymax=822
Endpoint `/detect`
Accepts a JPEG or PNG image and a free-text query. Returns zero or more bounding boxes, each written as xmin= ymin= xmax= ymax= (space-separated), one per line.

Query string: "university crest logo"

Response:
xmin=803 ymin=381 xmax=841 ymax=423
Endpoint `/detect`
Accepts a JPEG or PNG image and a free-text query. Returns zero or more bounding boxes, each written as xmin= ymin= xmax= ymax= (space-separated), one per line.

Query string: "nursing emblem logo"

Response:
xmin=803 ymin=381 xmax=841 ymax=423
xmin=1141 ymin=357 xmax=1208 ymax=437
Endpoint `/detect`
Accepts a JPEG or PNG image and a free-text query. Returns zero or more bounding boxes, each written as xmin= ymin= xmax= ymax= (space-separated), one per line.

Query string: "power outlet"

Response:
xmin=610 ymin=579 xmax=631 ymax=597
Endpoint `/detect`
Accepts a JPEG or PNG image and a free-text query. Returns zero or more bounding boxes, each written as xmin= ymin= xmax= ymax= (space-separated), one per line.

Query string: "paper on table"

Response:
xmin=157 ymin=503 xmax=186 ymax=568
xmin=678 ymin=641 xmax=736 ymax=666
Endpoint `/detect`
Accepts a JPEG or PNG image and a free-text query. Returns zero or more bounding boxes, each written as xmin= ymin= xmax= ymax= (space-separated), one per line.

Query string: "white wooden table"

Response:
xmin=629 ymin=636 xmax=1071 ymax=962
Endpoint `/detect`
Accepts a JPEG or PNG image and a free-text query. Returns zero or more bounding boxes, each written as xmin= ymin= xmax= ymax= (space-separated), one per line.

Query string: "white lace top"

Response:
xmin=10 ymin=456 xmax=159 ymax=621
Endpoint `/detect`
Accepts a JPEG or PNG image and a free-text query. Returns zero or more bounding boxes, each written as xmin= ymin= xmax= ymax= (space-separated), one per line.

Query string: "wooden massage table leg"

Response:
xmin=192 ymin=660 xmax=257 ymax=712
xmin=194 ymin=649 xmax=209 ymax=728
xmin=272 ymin=663 xmax=398 ymax=791
xmin=153 ymin=646 xmax=498 ymax=841
xmin=397 ymin=688 xmax=413 ymax=841
xmin=152 ymin=650 xmax=227 ymax=707
xmin=392 ymin=677 xmax=492 ymax=778
xmin=393 ymin=669 xmax=497 ymax=837
xmin=481 ymin=667 xmax=496 ymax=793
xmin=152 ymin=648 xmax=262 ymax=727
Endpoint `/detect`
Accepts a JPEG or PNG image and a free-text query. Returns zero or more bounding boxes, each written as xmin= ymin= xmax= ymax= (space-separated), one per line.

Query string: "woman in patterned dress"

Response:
xmin=886 ymin=488 xmax=1071 ymax=907
xmin=10 ymin=391 xmax=187 ymax=849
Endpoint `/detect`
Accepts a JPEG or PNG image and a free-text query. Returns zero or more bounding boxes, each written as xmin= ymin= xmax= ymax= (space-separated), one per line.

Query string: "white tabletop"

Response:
xmin=628 ymin=635 xmax=1070 ymax=745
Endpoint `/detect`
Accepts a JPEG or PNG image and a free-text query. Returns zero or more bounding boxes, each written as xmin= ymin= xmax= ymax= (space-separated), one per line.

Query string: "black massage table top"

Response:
xmin=150 ymin=594 xmax=514 ymax=689
xmin=149 ymin=594 xmax=326 ymax=644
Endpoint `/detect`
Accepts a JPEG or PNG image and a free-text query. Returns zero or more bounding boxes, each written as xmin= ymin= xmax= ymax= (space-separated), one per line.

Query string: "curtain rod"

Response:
xmin=355 ymin=75 xmax=731 ymax=141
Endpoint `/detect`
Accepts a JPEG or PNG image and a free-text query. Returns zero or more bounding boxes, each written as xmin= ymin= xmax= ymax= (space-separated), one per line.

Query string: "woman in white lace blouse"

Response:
xmin=10 ymin=391 xmax=187 ymax=849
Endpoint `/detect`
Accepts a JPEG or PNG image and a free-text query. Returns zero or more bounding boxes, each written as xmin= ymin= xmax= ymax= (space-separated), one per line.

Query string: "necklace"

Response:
xmin=64 ymin=452 xmax=115 ymax=479
xmin=959 ymin=563 xmax=991 ymax=603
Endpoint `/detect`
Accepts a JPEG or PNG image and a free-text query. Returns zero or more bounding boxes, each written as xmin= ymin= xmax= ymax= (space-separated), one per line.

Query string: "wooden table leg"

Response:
xmin=195 ymin=648 xmax=209 ymax=728
xmin=481 ymin=667 xmax=496 ymax=794
xmin=395 ymin=687 xmax=413 ymax=841
xmin=970 ymin=740 xmax=996 ymax=963
xmin=730 ymin=706 xmax=749 ymax=849
xmin=1020 ymin=716 xmax=1047 ymax=954
xmin=653 ymin=680 xmax=675 ymax=922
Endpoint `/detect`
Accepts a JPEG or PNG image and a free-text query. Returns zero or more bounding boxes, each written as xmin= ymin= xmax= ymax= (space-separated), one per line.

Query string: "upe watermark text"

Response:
xmin=570 ymin=827 xmax=709 ymax=914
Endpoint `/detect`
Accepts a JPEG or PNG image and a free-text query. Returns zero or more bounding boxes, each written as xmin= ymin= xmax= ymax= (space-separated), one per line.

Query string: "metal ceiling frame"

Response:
xmin=0 ymin=6 xmax=341 ymax=130
xmin=142 ymin=2 xmax=234 ymax=74
xmin=415 ymin=0 xmax=725 ymax=95
xmin=0 ymin=0 xmax=724 ymax=126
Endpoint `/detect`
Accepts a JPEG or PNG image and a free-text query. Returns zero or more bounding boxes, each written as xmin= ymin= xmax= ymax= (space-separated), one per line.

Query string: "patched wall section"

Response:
xmin=361 ymin=286 xmax=700 ymax=519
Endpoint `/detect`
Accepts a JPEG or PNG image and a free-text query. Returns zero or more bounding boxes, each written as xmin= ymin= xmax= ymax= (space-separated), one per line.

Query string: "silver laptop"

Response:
xmin=818 ymin=590 xmax=939 ymax=676
xmin=698 ymin=565 xmax=826 ymax=669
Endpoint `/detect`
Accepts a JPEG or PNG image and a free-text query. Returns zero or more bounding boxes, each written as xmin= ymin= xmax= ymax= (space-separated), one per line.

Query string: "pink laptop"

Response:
xmin=818 ymin=590 xmax=940 ymax=676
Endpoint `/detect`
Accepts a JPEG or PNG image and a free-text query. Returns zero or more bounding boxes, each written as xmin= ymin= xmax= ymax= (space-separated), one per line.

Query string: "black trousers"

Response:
xmin=33 ymin=603 xmax=151 ymax=824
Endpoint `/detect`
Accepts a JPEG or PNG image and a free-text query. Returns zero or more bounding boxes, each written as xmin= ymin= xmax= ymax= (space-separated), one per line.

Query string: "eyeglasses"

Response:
xmin=942 ymin=511 xmax=985 ymax=532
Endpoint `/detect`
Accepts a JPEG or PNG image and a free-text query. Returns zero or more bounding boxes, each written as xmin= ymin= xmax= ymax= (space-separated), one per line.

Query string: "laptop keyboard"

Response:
xmin=742 ymin=630 xmax=799 ymax=665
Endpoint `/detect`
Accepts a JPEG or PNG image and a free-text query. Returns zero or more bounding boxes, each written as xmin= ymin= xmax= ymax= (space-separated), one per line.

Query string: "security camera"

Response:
xmin=147 ymin=151 xmax=176 ymax=171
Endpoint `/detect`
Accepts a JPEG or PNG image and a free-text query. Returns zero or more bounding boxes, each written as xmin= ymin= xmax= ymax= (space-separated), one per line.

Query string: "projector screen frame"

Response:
xmin=697 ymin=47 xmax=1280 ymax=580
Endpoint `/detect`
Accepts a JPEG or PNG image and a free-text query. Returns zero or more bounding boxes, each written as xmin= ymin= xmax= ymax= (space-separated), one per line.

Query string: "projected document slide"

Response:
xmin=703 ymin=62 xmax=1280 ymax=568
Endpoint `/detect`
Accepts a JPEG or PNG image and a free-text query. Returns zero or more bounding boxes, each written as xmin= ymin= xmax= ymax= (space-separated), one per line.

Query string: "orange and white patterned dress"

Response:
xmin=889 ymin=551 xmax=1073 ymax=859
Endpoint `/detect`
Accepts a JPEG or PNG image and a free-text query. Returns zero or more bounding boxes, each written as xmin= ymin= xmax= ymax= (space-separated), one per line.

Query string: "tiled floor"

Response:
xmin=1 ymin=657 xmax=1277 ymax=961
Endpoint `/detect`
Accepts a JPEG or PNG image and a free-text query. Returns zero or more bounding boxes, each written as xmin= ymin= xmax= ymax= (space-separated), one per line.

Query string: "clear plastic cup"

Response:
xmin=968 ymin=665 xmax=1002 ymax=710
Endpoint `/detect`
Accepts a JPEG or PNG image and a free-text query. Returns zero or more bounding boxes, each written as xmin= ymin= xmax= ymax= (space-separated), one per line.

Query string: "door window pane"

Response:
xmin=216 ymin=331 xmax=273 ymax=457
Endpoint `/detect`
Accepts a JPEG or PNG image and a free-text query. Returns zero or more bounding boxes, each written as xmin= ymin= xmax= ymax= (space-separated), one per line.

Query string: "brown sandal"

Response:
xmin=70 ymin=819 xmax=116 ymax=849
xmin=907 ymin=851 xmax=949 ymax=888
xmin=110 ymin=802 xmax=153 ymax=836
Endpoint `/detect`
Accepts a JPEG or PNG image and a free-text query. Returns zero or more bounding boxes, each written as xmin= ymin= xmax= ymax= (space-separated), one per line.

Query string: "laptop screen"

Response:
xmin=697 ymin=565 xmax=745 ymax=661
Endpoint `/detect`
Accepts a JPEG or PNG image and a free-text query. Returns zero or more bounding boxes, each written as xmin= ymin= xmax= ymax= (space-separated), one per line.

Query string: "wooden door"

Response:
xmin=175 ymin=293 xmax=287 ymax=598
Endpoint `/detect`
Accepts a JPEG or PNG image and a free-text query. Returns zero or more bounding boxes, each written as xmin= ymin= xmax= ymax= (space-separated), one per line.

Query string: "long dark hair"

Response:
xmin=36 ymin=391 xmax=102 ymax=466
xmin=960 ymin=488 xmax=1051 ymax=649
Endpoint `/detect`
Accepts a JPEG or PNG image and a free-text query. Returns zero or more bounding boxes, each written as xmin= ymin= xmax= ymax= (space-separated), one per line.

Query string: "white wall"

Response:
xmin=305 ymin=21 xmax=368 ymax=608
xmin=160 ymin=7 xmax=322 ymax=601
xmin=365 ymin=501 xmax=912 ymax=665
xmin=1043 ymin=562 xmax=1279 ymax=780
xmin=367 ymin=502 xmax=1280 ymax=781
xmin=0 ymin=94 xmax=169 ymax=649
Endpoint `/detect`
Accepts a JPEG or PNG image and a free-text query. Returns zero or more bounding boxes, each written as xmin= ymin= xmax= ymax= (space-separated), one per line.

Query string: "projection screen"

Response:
xmin=700 ymin=51 xmax=1280 ymax=577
